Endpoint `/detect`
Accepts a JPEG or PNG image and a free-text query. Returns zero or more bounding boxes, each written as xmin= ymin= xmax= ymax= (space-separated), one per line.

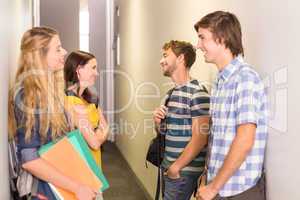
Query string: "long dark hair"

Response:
xmin=64 ymin=50 xmax=99 ymax=106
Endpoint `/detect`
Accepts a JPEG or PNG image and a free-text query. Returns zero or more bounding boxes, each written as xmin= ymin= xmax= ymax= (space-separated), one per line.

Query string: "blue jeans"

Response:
xmin=163 ymin=173 xmax=199 ymax=200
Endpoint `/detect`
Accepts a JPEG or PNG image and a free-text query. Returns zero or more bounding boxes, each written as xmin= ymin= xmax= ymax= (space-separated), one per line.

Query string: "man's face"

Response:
xmin=196 ymin=27 xmax=224 ymax=65
xmin=159 ymin=48 xmax=178 ymax=77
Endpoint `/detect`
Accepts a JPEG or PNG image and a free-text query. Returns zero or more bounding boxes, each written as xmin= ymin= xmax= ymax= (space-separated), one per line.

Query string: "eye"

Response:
xmin=199 ymin=35 xmax=204 ymax=40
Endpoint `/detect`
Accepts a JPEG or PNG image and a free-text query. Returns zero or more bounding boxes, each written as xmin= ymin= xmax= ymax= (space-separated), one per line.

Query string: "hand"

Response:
xmin=98 ymin=108 xmax=109 ymax=132
xmin=153 ymin=105 xmax=167 ymax=125
xmin=75 ymin=184 xmax=98 ymax=200
xmin=73 ymin=105 xmax=88 ymax=116
xmin=166 ymin=164 xmax=180 ymax=179
xmin=196 ymin=184 xmax=218 ymax=200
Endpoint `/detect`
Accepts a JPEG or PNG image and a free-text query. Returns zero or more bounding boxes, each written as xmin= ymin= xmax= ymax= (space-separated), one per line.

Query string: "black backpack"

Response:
xmin=145 ymin=88 xmax=174 ymax=200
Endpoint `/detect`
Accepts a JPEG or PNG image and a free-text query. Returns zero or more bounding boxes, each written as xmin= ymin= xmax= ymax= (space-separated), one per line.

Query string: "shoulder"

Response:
xmin=13 ymin=87 xmax=25 ymax=122
xmin=231 ymin=63 xmax=265 ymax=95
xmin=236 ymin=64 xmax=262 ymax=85
xmin=14 ymin=87 xmax=25 ymax=106
xmin=65 ymin=90 xmax=85 ymax=106
xmin=188 ymin=79 xmax=209 ymax=98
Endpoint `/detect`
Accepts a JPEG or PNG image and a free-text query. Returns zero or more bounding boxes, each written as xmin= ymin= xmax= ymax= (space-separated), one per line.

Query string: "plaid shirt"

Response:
xmin=207 ymin=56 xmax=268 ymax=197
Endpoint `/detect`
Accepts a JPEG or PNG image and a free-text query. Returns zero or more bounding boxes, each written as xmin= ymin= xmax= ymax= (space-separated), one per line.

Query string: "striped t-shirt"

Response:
xmin=162 ymin=79 xmax=210 ymax=175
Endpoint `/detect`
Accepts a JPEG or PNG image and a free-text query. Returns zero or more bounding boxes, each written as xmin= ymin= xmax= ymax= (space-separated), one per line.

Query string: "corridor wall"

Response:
xmin=0 ymin=0 xmax=33 ymax=198
xmin=115 ymin=0 xmax=298 ymax=199
xmin=40 ymin=0 xmax=80 ymax=54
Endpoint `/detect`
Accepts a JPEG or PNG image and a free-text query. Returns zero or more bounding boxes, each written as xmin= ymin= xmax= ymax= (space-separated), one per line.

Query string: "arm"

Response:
xmin=68 ymin=105 xmax=109 ymax=150
xmin=210 ymin=123 xmax=256 ymax=191
xmin=197 ymin=123 xmax=256 ymax=200
xmin=167 ymin=116 xmax=209 ymax=178
xmin=22 ymin=158 xmax=97 ymax=199
xmin=23 ymin=158 xmax=85 ymax=194
xmin=96 ymin=108 xmax=109 ymax=143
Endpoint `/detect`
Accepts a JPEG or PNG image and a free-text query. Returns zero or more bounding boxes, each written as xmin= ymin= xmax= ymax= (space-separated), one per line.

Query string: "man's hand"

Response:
xmin=166 ymin=163 xmax=180 ymax=179
xmin=196 ymin=184 xmax=218 ymax=200
xmin=153 ymin=105 xmax=167 ymax=125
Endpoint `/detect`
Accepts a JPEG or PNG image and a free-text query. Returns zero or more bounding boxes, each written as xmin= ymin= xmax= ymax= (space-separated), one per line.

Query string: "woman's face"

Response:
xmin=77 ymin=58 xmax=99 ymax=88
xmin=46 ymin=35 xmax=67 ymax=71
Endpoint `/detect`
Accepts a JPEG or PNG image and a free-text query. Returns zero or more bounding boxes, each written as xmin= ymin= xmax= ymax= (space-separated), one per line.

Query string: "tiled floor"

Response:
xmin=102 ymin=142 xmax=149 ymax=200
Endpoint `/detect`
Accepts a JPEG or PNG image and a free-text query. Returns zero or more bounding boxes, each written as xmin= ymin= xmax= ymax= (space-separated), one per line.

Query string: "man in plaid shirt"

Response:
xmin=194 ymin=11 xmax=268 ymax=200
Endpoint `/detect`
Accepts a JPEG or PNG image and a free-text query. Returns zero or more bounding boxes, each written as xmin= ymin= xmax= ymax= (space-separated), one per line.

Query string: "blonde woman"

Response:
xmin=9 ymin=27 xmax=98 ymax=200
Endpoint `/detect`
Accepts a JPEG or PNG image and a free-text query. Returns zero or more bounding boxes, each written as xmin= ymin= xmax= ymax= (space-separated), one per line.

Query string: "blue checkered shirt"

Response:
xmin=207 ymin=56 xmax=268 ymax=197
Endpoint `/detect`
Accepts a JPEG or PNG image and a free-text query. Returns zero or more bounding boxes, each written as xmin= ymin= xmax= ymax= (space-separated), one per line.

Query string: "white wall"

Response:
xmin=0 ymin=0 xmax=33 ymax=198
xmin=89 ymin=0 xmax=107 ymax=110
xmin=0 ymin=2 xmax=10 ymax=198
xmin=116 ymin=0 xmax=299 ymax=199
xmin=40 ymin=0 xmax=79 ymax=53
xmin=89 ymin=0 xmax=117 ymax=141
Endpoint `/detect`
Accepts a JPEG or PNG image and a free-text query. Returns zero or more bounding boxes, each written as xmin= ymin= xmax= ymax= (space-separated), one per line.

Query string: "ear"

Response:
xmin=215 ymin=37 xmax=225 ymax=46
xmin=76 ymin=67 xmax=82 ymax=79
xmin=177 ymin=54 xmax=185 ymax=64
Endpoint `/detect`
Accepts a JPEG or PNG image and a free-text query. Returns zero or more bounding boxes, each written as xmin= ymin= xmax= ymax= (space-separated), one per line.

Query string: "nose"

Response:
xmin=196 ymin=39 xmax=202 ymax=50
xmin=160 ymin=58 xmax=165 ymax=66
xmin=62 ymin=48 xmax=67 ymax=56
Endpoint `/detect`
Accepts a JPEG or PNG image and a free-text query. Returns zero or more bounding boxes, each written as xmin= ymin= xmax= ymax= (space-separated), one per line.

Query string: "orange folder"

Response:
xmin=40 ymin=137 xmax=102 ymax=199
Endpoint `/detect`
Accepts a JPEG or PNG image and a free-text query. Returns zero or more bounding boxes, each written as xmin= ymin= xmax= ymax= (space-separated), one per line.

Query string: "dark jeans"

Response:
xmin=215 ymin=173 xmax=266 ymax=200
xmin=163 ymin=173 xmax=198 ymax=200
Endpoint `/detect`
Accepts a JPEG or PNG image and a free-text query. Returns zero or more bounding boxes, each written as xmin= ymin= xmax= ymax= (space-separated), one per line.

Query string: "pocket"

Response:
xmin=164 ymin=174 xmax=185 ymax=183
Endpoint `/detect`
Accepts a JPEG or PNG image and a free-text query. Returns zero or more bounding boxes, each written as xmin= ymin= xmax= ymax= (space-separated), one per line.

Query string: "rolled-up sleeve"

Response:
xmin=20 ymin=148 xmax=39 ymax=164
xmin=15 ymin=126 xmax=42 ymax=165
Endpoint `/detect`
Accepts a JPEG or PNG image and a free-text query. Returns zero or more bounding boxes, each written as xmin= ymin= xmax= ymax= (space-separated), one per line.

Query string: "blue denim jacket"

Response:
xmin=14 ymin=88 xmax=57 ymax=200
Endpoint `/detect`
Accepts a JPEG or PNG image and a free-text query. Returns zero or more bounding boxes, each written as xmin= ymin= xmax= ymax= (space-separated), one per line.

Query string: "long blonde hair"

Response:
xmin=8 ymin=27 xmax=68 ymax=142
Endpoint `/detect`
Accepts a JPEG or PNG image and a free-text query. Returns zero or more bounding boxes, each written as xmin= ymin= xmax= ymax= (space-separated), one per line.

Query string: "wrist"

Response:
xmin=209 ymin=181 xmax=221 ymax=194
xmin=96 ymin=123 xmax=108 ymax=133
xmin=170 ymin=162 xmax=181 ymax=172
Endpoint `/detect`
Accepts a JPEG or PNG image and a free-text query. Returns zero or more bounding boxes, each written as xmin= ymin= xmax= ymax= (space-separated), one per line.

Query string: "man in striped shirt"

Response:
xmin=153 ymin=40 xmax=210 ymax=200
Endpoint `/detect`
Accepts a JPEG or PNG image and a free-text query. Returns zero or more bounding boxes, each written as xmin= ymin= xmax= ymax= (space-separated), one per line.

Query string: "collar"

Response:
xmin=217 ymin=55 xmax=244 ymax=83
xmin=174 ymin=78 xmax=197 ymax=89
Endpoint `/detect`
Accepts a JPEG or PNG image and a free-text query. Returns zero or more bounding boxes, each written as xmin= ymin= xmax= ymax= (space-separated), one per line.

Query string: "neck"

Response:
xmin=171 ymin=67 xmax=190 ymax=85
xmin=78 ymin=86 xmax=86 ymax=97
xmin=215 ymin=50 xmax=235 ymax=71
xmin=68 ymin=84 xmax=86 ymax=97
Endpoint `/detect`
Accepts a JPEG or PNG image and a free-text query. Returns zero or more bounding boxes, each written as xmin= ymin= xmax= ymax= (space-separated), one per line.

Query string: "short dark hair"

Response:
xmin=194 ymin=11 xmax=244 ymax=57
xmin=162 ymin=40 xmax=196 ymax=69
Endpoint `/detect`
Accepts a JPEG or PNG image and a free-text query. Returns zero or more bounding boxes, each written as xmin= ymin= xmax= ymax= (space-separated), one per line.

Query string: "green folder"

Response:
xmin=38 ymin=129 xmax=109 ymax=192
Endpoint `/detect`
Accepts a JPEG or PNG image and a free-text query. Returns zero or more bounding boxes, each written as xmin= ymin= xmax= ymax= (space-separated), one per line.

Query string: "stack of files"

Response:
xmin=38 ymin=129 xmax=109 ymax=200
